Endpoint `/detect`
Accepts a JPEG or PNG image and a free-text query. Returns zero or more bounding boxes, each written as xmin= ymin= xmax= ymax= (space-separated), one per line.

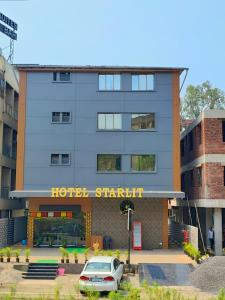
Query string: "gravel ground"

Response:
xmin=0 ymin=264 xmax=22 ymax=286
xmin=190 ymin=256 xmax=225 ymax=293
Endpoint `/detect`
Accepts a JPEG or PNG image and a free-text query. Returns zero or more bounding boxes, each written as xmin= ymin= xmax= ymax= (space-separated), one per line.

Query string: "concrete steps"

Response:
xmin=22 ymin=263 xmax=59 ymax=280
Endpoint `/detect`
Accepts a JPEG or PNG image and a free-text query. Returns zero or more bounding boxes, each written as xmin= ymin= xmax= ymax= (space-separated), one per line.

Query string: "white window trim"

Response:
xmin=50 ymin=153 xmax=71 ymax=166
xmin=132 ymin=74 xmax=155 ymax=91
xmin=51 ymin=112 xmax=72 ymax=124
xmin=97 ymin=113 xmax=122 ymax=130
xmin=98 ymin=74 xmax=121 ymax=91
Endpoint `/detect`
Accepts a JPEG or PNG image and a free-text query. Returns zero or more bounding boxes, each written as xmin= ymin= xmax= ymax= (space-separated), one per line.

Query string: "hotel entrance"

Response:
xmin=32 ymin=205 xmax=86 ymax=247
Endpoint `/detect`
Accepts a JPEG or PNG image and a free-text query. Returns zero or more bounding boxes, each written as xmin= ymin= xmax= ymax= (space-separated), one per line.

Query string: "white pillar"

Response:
xmin=214 ymin=208 xmax=222 ymax=256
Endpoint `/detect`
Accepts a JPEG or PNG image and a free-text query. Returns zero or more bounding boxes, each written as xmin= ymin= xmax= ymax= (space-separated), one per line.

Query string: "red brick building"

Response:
xmin=178 ymin=110 xmax=225 ymax=255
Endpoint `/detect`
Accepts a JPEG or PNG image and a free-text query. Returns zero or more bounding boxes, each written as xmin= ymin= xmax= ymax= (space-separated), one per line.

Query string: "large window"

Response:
xmin=132 ymin=74 xmax=154 ymax=91
xmin=131 ymin=113 xmax=155 ymax=130
xmin=99 ymin=74 xmax=120 ymax=91
xmin=131 ymin=155 xmax=156 ymax=172
xmin=222 ymin=121 xmax=225 ymax=142
xmin=53 ymin=72 xmax=71 ymax=82
xmin=51 ymin=154 xmax=70 ymax=165
xmin=97 ymin=154 xmax=121 ymax=172
xmin=98 ymin=113 xmax=122 ymax=130
xmin=52 ymin=112 xmax=71 ymax=123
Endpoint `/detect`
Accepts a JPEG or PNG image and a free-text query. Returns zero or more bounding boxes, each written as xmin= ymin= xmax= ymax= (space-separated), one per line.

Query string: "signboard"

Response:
xmin=0 ymin=12 xmax=17 ymax=30
xmin=132 ymin=221 xmax=142 ymax=250
xmin=0 ymin=22 xmax=17 ymax=40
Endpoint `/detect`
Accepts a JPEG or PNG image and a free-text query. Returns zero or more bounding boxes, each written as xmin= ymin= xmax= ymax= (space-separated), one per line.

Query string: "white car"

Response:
xmin=79 ymin=256 xmax=124 ymax=292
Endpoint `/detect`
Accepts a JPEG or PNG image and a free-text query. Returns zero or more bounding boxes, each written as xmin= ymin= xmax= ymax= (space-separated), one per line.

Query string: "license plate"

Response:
xmin=91 ymin=278 xmax=102 ymax=282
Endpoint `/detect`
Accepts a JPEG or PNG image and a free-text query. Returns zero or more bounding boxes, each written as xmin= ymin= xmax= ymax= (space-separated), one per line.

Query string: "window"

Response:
xmin=131 ymin=113 xmax=155 ymax=130
xmin=51 ymin=154 xmax=70 ymax=165
xmin=97 ymin=154 xmax=121 ymax=172
xmin=52 ymin=112 xmax=60 ymax=123
xmin=188 ymin=131 xmax=193 ymax=151
xmin=197 ymin=123 xmax=202 ymax=144
xmin=224 ymin=167 xmax=225 ymax=186
xmin=97 ymin=113 xmax=122 ymax=130
xmin=62 ymin=112 xmax=70 ymax=123
xmin=181 ymin=140 xmax=184 ymax=157
xmin=99 ymin=74 xmax=120 ymax=90
xmin=52 ymin=112 xmax=71 ymax=123
xmin=132 ymin=74 xmax=154 ymax=91
xmin=196 ymin=167 xmax=202 ymax=187
xmin=222 ymin=121 xmax=225 ymax=142
xmin=131 ymin=154 xmax=156 ymax=172
xmin=113 ymin=259 xmax=120 ymax=270
xmin=53 ymin=72 xmax=71 ymax=82
xmin=51 ymin=154 xmax=60 ymax=165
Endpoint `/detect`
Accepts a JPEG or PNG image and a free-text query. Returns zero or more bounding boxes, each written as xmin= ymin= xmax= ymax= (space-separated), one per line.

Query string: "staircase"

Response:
xmin=22 ymin=263 xmax=59 ymax=279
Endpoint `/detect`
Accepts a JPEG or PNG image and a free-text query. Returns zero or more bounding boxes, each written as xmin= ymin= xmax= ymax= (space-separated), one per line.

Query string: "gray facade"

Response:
xmin=24 ymin=71 xmax=174 ymax=191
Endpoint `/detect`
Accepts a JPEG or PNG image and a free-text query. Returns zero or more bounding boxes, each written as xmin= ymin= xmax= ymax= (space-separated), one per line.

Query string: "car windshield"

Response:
xmin=85 ymin=262 xmax=111 ymax=272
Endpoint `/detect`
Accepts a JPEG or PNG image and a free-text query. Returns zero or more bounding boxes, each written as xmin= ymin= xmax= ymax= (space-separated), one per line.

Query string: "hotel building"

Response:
xmin=10 ymin=65 xmax=185 ymax=248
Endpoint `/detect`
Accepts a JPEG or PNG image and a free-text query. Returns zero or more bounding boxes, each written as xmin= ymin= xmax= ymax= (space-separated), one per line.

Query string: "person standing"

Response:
xmin=208 ymin=227 xmax=214 ymax=250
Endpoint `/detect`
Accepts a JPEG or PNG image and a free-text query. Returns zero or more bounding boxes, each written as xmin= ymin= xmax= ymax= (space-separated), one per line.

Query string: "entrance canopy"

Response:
xmin=9 ymin=190 xmax=185 ymax=199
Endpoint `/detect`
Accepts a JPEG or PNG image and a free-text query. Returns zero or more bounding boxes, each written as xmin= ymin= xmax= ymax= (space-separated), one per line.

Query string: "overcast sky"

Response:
xmin=0 ymin=0 xmax=225 ymax=95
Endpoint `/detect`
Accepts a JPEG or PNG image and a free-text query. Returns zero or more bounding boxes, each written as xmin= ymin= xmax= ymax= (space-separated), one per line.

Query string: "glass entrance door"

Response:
xmin=33 ymin=212 xmax=85 ymax=247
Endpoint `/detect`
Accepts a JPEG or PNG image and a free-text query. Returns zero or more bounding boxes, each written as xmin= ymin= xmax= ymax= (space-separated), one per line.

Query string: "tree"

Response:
xmin=181 ymin=81 xmax=225 ymax=119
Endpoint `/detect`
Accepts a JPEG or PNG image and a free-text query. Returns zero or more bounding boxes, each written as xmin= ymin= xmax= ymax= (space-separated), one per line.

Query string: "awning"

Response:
xmin=9 ymin=190 xmax=185 ymax=199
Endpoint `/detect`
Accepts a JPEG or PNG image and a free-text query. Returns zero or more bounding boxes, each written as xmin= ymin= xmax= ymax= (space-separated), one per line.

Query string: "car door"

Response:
xmin=113 ymin=258 xmax=123 ymax=282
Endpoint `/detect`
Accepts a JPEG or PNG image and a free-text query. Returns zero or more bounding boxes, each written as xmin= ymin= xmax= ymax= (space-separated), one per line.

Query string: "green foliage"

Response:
xmin=64 ymin=250 xmax=69 ymax=259
xmin=24 ymin=248 xmax=31 ymax=259
xmin=114 ymin=249 xmax=121 ymax=259
xmin=73 ymin=250 xmax=78 ymax=259
xmin=59 ymin=247 xmax=66 ymax=259
xmin=84 ymin=248 xmax=90 ymax=260
xmin=181 ymin=81 xmax=225 ymax=120
xmin=94 ymin=249 xmax=100 ymax=256
xmin=183 ymin=242 xmax=201 ymax=261
xmin=5 ymin=247 xmax=12 ymax=258
xmin=14 ymin=249 xmax=21 ymax=258
xmin=0 ymin=248 xmax=5 ymax=257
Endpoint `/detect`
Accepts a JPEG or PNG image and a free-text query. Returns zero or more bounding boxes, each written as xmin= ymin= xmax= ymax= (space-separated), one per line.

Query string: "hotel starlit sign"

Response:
xmin=51 ymin=187 xmax=144 ymax=198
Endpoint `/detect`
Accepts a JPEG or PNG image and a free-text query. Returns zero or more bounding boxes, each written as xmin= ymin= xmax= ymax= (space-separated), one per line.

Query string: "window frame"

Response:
xmin=51 ymin=112 xmax=72 ymax=124
xmin=97 ymin=154 xmax=122 ymax=172
xmin=98 ymin=74 xmax=121 ymax=91
xmin=52 ymin=72 xmax=71 ymax=82
xmin=131 ymin=113 xmax=156 ymax=131
xmin=50 ymin=153 xmax=71 ymax=166
xmin=130 ymin=154 xmax=157 ymax=173
xmin=97 ymin=113 xmax=122 ymax=130
xmin=131 ymin=74 xmax=154 ymax=91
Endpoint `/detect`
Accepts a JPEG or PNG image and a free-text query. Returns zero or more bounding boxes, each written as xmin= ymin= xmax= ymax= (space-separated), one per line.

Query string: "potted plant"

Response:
xmin=14 ymin=249 xmax=21 ymax=263
xmin=114 ymin=249 xmax=121 ymax=260
xmin=0 ymin=248 xmax=4 ymax=262
xmin=84 ymin=248 xmax=89 ymax=263
xmin=25 ymin=248 xmax=31 ymax=263
xmin=73 ymin=250 xmax=78 ymax=263
xmin=5 ymin=247 xmax=12 ymax=263
xmin=59 ymin=247 xmax=66 ymax=263
xmin=65 ymin=250 xmax=69 ymax=263
xmin=94 ymin=249 xmax=100 ymax=256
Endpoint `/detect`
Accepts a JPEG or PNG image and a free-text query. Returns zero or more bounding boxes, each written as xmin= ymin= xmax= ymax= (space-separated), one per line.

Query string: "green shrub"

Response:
xmin=183 ymin=242 xmax=201 ymax=262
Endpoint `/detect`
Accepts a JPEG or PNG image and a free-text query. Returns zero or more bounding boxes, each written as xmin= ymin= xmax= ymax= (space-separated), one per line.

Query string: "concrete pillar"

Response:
xmin=205 ymin=208 xmax=213 ymax=249
xmin=214 ymin=208 xmax=222 ymax=256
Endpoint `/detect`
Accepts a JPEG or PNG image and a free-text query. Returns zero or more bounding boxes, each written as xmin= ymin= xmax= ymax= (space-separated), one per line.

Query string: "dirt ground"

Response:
xmin=0 ymin=264 xmax=217 ymax=300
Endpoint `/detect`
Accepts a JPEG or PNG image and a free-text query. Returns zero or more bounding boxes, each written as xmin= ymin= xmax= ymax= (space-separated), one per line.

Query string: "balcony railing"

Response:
xmin=0 ymin=187 xmax=10 ymax=199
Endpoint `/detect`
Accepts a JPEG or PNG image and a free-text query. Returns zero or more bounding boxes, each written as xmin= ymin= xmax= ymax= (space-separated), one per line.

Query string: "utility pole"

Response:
xmin=127 ymin=208 xmax=132 ymax=273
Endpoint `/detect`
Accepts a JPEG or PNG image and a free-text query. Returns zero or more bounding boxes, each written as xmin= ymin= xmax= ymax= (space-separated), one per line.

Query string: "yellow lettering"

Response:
xmin=95 ymin=188 xmax=102 ymax=198
xmin=59 ymin=188 xmax=67 ymax=197
xmin=82 ymin=188 xmax=89 ymax=197
xmin=132 ymin=188 xmax=136 ymax=198
xmin=102 ymin=188 xmax=109 ymax=197
xmin=109 ymin=188 xmax=116 ymax=198
xmin=136 ymin=188 xmax=144 ymax=198
xmin=67 ymin=188 xmax=75 ymax=197
xmin=117 ymin=188 xmax=125 ymax=198
xmin=75 ymin=188 xmax=82 ymax=197
xmin=51 ymin=188 xmax=60 ymax=197
xmin=125 ymin=188 xmax=132 ymax=198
